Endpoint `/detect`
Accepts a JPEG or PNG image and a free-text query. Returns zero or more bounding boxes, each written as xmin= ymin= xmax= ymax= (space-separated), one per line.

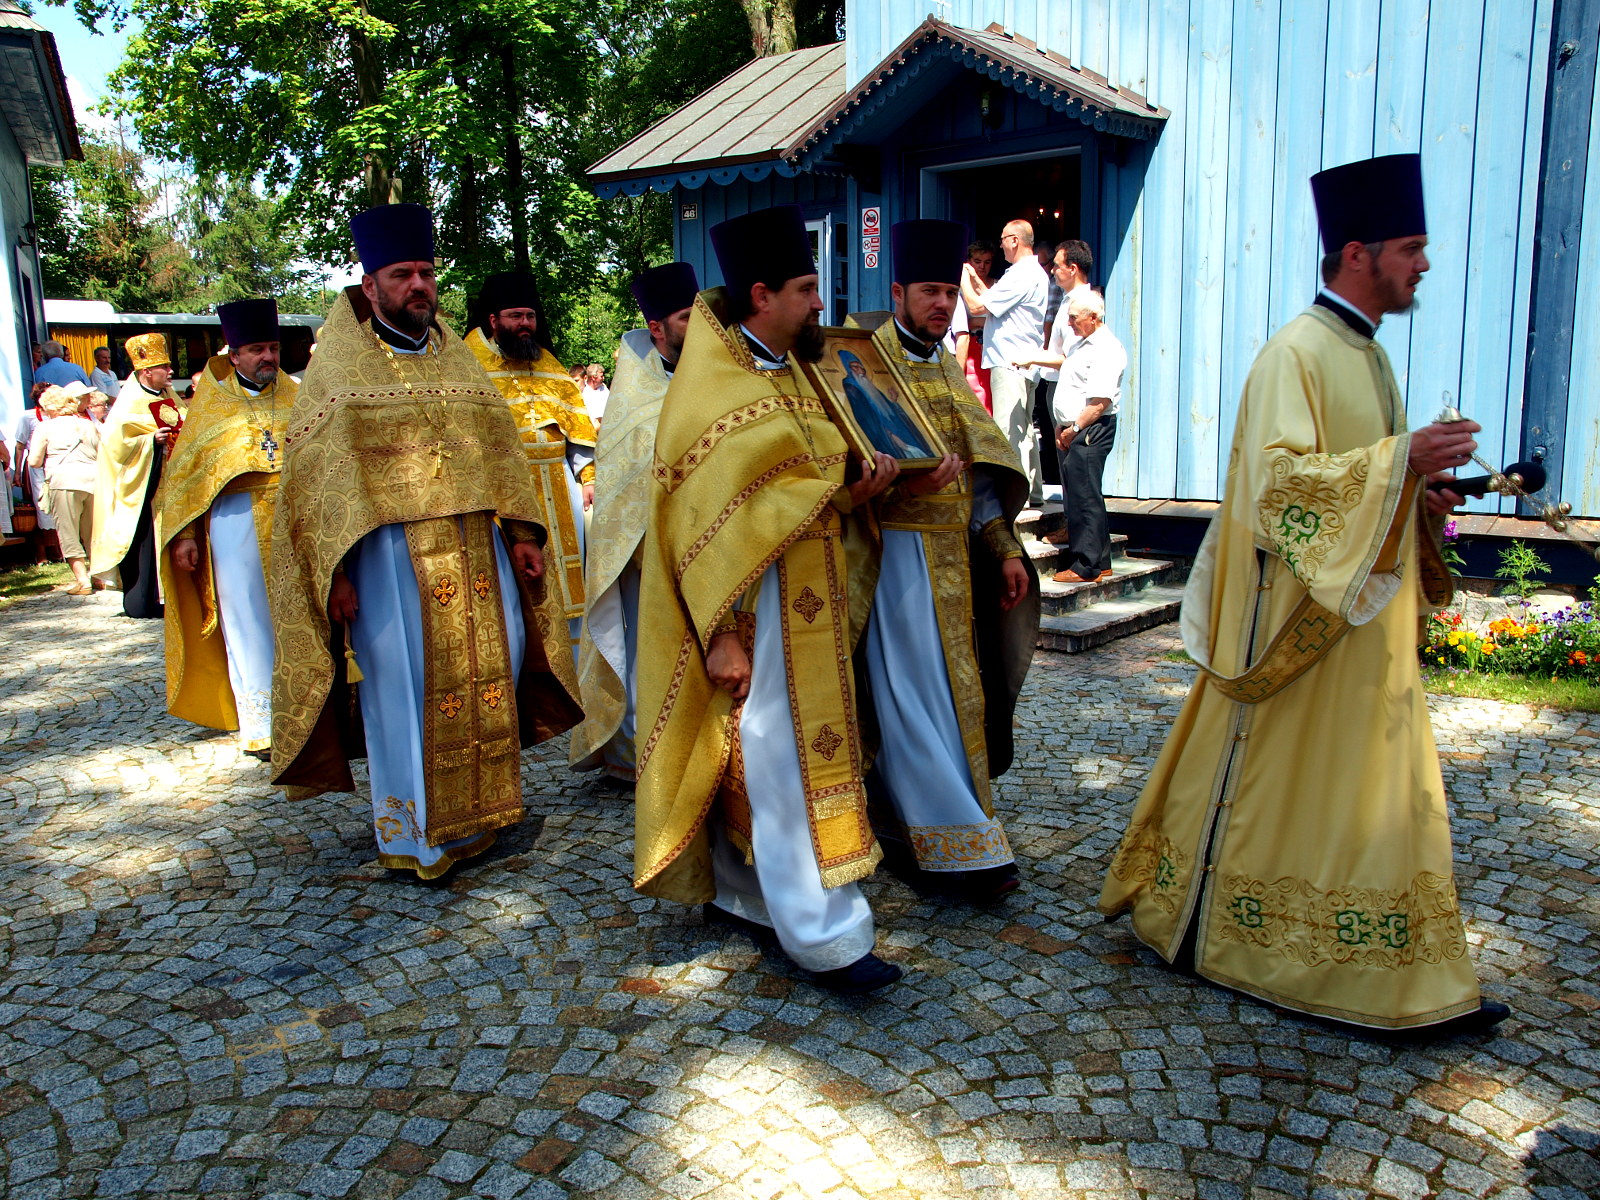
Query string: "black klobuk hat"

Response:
xmin=890 ymin=219 xmax=967 ymax=286
xmin=630 ymin=262 xmax=700 ymax=322
xmin=1310 ymin=153 xmax=1427 ymax=254
xmin=710 ymin=205 xmax=815 ymax=304
xmin=217 ymin=298 xmax=280 ymax=348
xmin=350 ymin=203 xmax=436 ymax=274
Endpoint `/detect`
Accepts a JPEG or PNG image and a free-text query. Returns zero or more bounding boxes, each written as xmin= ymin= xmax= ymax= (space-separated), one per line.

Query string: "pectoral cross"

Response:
xmin=261 ymin=430 xmax=278 ymax=467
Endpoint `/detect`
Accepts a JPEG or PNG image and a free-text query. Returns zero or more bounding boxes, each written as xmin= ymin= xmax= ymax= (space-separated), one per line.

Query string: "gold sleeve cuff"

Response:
xmin=982 ymin=516 xmax=1024 ymax=561
xmin=829 ymin=483 xmax=855 ymax=515
xmin=579 ymin=463 xmax=596 ymax=486
xmin=175 ymin=520 xmax=200 ymax=542
xmin=709 ymin=607 xmax=740 ymax=638
xmin=501 ymin=517 xmax=545 ymax=547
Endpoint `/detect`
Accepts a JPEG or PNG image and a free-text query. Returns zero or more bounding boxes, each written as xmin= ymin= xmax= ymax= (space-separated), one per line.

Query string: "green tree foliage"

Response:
xmin=29 ymin=132 xmax=195 ymax=310
xmin=48 ymin=0 xmax=841 ymax=359
xmin=181 ymin=176 xmax=325 ymax=313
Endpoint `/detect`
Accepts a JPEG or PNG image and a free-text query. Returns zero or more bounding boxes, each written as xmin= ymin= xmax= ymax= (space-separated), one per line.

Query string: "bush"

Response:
xmin=1420 ymin=603 xmax=1600 ymax=680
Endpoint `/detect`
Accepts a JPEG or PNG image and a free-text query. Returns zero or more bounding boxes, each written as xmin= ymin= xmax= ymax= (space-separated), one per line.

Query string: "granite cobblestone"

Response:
xmin=1 ymin=592 xmax=1597 ymax=1197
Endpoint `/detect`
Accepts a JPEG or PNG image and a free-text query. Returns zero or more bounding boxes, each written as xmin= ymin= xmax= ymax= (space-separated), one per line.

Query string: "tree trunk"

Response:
xmin=351 ymin=12 xmax=398 ymax=206
xmin=500 ymin=43 xmax=529 ymax=274
xmin=740 ymin=0 xmax=798 ymax=57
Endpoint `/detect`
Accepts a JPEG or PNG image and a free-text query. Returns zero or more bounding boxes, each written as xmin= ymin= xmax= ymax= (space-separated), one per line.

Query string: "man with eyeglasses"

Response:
xmin=960 ymin=220 xmax=1051 ymax=506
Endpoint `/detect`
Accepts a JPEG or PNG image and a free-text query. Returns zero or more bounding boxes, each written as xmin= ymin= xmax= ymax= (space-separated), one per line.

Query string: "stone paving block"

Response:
xmin=3 ymin=611 xmax=1598 ymax=1198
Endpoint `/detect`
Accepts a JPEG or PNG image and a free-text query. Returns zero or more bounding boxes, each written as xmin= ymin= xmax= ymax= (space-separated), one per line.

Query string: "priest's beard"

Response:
xmin=381 ymin=297 xmax=436 ymax=338
xmin=495 ymin=330 xmax=541 ymax=361
xmin=240 ymin=364 xmax=278 ymax=389
xmin=792 ymin=320 xmax=826 ymax=363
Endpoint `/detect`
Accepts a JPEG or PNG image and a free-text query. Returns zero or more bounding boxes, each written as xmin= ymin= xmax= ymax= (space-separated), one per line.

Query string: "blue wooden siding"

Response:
xmin=829 ymin=1 xmax=1576 ymax=513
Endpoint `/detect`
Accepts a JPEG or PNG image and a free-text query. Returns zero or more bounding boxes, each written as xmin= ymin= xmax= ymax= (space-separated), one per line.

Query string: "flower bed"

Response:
xmin=1421 ymin=603 xmax=1600 ymax=679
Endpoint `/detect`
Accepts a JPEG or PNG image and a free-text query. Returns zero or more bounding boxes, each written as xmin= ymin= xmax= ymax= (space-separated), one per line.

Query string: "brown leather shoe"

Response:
xmin=1040 ymin=528 xmax=1071 ymax=545
xmin=1052 ymin=568 xmax=1112 ymax=584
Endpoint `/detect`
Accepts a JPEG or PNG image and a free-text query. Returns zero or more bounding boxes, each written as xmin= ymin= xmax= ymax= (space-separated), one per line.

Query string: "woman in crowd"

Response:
xmin=27 ymin=383 xmax=102 ymax=595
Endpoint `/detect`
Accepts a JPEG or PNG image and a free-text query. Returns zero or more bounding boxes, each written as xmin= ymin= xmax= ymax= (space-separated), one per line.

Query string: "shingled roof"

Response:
xmin=587 ymin=18 xmax=1166 ymax=199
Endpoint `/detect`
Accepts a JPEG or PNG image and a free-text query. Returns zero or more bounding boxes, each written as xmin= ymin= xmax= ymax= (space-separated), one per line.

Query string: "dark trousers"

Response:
xmin=118 ymin=451 xmax=164 ymax=619
xmin=1059 ymin=411 xmax=1117 ymax=577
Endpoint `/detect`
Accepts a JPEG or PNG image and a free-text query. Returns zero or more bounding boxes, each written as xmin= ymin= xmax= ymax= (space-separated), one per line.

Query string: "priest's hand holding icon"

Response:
xmin=847 ymin=451 xmax=900 ymax=508
xmin=902 ymin=453 xmax=964 ymax=496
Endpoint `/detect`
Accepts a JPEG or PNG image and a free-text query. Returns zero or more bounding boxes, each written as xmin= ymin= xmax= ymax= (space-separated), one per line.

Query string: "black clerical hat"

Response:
xmin=1310 ymin=154 xmax=1427 ymax=253
xmin=473 ymin=270 xmax=553 ymax=352
xmin=630 ymin=262 xmax=700 ymax=322
xmin=217 ymin=298 xmax=279 ymax=348
xmin=710 ymin=205 xmax=815 ymax=303
xmin=477 ymin=271 xmax=541 ymax=316
xmin=351 ymin=203 xmax=436 ymax=274
xmin=891 ymin=219 xmax=967 ymax=286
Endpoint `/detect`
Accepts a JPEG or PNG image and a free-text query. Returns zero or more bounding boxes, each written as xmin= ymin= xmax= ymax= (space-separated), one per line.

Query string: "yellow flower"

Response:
xmin=1482 ymin=641 xmax=1497 ymax=654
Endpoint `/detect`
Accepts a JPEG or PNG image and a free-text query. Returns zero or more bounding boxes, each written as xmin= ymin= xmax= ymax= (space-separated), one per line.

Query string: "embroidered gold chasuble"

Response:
xmin=634 ymin=291 xmax=882 ymax=905
xmin=570 ymin=328 xmax=669 ymax=772
xmin=90 ymin=376 xmax=182 ymax=577
xmin=1099 ymin=306 xmax=1477 ymax=1029
xmin=848 ymin=312 xmax=1040 ymax=796
xmin=156 ymin=356 xmax=296 ymax=742
xmin=269 ymin=289 xmax=581 ymax=840
xmin=465 ymin=330 xmax=596 ymax=623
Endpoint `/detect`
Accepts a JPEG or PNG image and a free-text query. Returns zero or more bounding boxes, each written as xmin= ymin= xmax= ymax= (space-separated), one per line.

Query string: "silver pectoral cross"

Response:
xmin=261 ymin=430 xmax=278 ymax=467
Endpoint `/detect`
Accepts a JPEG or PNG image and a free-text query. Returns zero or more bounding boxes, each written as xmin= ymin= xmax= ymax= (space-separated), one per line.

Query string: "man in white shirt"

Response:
xmin=960 ymin=220 xmax=1050 ymax=504
xmin=89 ymin=346 xmax=119 ymax=397
xmin=1018 ymin=290 xmax=1125 ymax=582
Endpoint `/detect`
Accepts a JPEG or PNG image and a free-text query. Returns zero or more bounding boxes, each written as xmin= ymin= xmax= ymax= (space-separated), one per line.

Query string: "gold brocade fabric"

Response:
xmin=89 ymin=377 xmax=182 ymax=576
xmin=403 ymin=513 xmax=522 ymax=844
xmin=269 ymin=289 xmax=581 ymax=806
xmin=633 ymin=290 xmax=881 ymax=904
xmin=850 ymin=312 xmax=1040 ymax=785
xmin=570 ymin=328 xmax=671 ymax=771
xmin=1099 ymin=306 xmax=1478 ymax=1029
xmin=466 ymin=329 xmax=595 ymax=618
xmin=157 ymin=358 xmax=296 ymax=735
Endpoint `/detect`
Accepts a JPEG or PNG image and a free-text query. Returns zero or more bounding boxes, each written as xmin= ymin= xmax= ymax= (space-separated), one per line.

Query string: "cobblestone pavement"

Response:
xmin=2 ymin=590 xmax=1598 ymax=1200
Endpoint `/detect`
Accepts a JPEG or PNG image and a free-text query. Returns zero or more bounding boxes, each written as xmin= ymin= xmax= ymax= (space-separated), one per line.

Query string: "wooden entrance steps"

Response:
xmin=1014 ymin=502 xmax=1187 ymax=653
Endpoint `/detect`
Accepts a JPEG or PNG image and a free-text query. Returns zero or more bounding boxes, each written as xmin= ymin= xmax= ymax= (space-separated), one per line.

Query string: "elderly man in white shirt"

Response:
xmin=1016 ymin=289 xmax=1125 ymax=582
xmin=961 ymin=219 xmax=1050 ymax=504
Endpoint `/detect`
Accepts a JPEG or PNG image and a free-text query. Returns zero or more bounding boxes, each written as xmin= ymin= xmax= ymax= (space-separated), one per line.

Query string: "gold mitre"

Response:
xmin=125 ymin=332 xmax=171 ymax=370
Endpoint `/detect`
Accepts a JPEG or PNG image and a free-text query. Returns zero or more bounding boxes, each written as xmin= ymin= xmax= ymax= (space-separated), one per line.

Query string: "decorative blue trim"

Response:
xmin=592 ymin=160 xmax=799 ymax=200
xmin=788 ymin=38 xmax=1160 ymax=173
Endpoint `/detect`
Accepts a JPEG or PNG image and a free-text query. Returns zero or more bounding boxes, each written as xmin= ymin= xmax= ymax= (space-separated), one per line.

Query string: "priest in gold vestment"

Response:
xmin=848 ymin=221 xmax=1039 ymax=903
xmin=270 ymin=204 xmax=581 ymax=880
xmin=466 ymin=271 xmax=596 ymax=670
xmin=1100 ymin=154 xmax=1509 ymax=1035
xmin=571 ymin=261 xmax=697 ymax=780
xmin=158 ymin=299 xmax=295 ymax=757
xmin=634 ymin=206 xmax=901 ymax=993
xmin=91 ymin=332 xmax=183 ymax=618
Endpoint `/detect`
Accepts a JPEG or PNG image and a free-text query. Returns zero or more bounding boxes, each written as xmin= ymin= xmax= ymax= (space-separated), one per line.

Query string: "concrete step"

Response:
xmin=1035 ymin=553 xmax=1182 ymax=616
xmin=1037 ymin=584 xmax=1187 ymax=653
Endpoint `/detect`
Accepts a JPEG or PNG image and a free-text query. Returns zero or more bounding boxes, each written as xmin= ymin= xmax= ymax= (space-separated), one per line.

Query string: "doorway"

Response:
xmin=926 ymin=152 xmax=1088 ymax=491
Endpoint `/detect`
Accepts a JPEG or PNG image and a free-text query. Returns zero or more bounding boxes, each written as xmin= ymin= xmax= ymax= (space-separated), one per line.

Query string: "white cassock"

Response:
xmin=863 ymin=343 xmax=1014 ymax=870
xmin=559 ymin=442 xmax=592 ymax=670
xmin=346 ymin=522 xmax=525 ymax=873
xmin=208 ymin=491 xmax=275 ymax=747
xmin=705 ymin=342 xmax=877 ymax=972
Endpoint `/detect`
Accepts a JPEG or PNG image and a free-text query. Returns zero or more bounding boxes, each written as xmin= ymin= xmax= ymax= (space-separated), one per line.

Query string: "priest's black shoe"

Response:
xmin=1408 ymin=1000 xmax=1511 ymax=1040
xmin=811 ymin=953 xmax=902 ymax=995
xmin=702 ymin=903 xmax=774 ymax=943
xmin=955 ymin=864 xmax=1020 ymax=903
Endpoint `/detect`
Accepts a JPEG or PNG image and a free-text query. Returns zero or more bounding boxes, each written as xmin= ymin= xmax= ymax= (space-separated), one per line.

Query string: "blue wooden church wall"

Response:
xmin=669 ymin=1 xmax=1600 ymax=516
